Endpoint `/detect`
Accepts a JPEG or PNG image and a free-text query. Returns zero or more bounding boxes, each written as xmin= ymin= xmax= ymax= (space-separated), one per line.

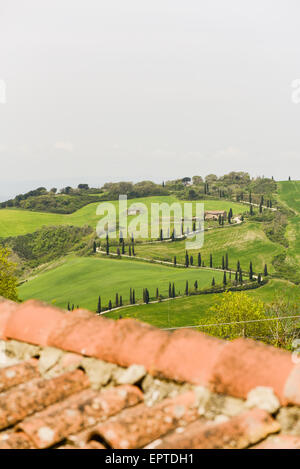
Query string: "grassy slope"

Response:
xmin=106 ymin=279 xmax=299 ymax=328
xmin=0 ymin=196 xmax=246 ymax=238
xmin=277 ymin=181 xmax=300 ymax=274
xmin=18 ymin=256 xmax=223 ymax=312
xmin=124 ymin=221 xmax=284 ymax=274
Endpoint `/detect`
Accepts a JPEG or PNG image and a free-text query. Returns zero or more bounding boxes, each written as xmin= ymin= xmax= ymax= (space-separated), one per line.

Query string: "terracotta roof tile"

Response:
xmin=154 ymin=329 xmax=226 ymax=385
xmin=0 ymin=299 xmax=18 ymax=340
xmin=252 ymin=435 xmax=300 ymax=449
xmin=50 ymin=316 xmax=169 ymax=371
xmin=0 ymin=431 xmax=35 ymax=449
xmin=147 ymin=408 xmax=280 ymax=449
xmin=89 ymin=390 xmax=200 ymax=449
xmin=4 ymin=300 xmax=66 ymax=347
xmin=0 ymin=299 xmax=300 ymax=449
xmin=210 ymin=338 xmax=294 ymax=404
xmin=0 ymin=368 xmax=89 ymax=430
xmin=18 ymin=385 xmax=143 ymax=449
xmin=48 ymin=314 xmax=117 ymax=358
xmin=0 ymin=359 xmax=40 ymax=393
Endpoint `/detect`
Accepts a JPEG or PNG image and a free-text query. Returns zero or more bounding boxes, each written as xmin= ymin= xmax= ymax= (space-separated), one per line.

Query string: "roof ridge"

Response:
xmin=0 ymin=299 xmax=299 ymax=406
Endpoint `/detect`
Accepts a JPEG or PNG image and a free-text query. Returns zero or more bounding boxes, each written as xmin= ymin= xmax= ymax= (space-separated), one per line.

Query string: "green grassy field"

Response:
xmin=0 ymin=196 xmax=246 ymax=238
xmin=277 ymin=180 xmax=300 ymax=214
xmin=105 ymin=279 xmax=299 ymax=328
xmin=112 ymin=221 xmax=284 ymax=275
xmin=277 ymin=181 xmax=300 ymax=275
xmin=18 ymin=256 xmax=223 ymax=312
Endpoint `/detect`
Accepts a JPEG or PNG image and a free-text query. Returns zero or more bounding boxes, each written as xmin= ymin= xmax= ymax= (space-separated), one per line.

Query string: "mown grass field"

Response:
xmin=109 ymin=221 xmax=284 ymax=275
xmin=0 ymin=196 xmax=246 ymax=238
xmin=18 ymin=256 xmax=223 ymax=312
xmin=106 ymin=279 xmax=299 ymax=328
xmin=277 ymin=181 xmax=300 ymax=275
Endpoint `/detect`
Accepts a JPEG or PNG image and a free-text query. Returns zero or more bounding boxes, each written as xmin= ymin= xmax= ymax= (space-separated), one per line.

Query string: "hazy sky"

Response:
xmin=0 ymin=0 xmax=299 ymax=200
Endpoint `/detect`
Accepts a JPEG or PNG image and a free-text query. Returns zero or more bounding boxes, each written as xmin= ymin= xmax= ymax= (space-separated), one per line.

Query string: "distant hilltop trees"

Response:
xmin=0 ymin=172 xmax=278 ymax=213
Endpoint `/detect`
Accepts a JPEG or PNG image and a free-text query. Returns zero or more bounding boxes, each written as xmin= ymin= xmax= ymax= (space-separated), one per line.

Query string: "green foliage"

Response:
xmin=200 ymin=291 xmax=268 ymax=340
xmin=5 ymin=225 xmax=93 ymax=272
xmin=16 ymin=193 xmax=104 ymax=214
xmin=0 ymin=246 xmax=18 ymax=301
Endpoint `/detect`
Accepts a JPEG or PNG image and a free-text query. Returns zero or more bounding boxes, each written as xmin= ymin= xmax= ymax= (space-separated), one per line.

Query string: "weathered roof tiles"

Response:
xmin=0 ymin=298 xmax=299 ymax=449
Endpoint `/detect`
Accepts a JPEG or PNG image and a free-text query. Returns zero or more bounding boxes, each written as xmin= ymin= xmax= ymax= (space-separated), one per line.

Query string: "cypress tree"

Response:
xmin=169 ymin=282 xmax=172 ymax=297
xmin=222 ymin=256 xmax=225 ymax=270
xmin=172 ymin=282 xmax=175 ymax=298
xmin=108 ymin=300 xmax=112 ymax=310
xmin=132 ymin=244 xmax=135 ymax=256
xmin=212 ymin=277 xmax=215 ymax=287
xmin=210 ymin=254 xmax=213 ymax=268
xmin=115 ymin=293 xmax=119 ymax=308
xmin=129 ymin=245 xmax=132 ymax=256
xmin=235 ymin=270 xmax=238 ymax=283
xmin=257 ymin=273 xmax=262 ymax=285
xmin=119 ymin=296 xmax=123 ymax=307
xmin=225 ymin=253 xmax=229 ymax=270
xmin=239 ymin=270 xmax=243 ymax=284
xmin=194 ymin=280 xmax=198 ymax=290
xmin=174 ymin=256 xmax=177 ymax=266
xmin=264 ymin=264 xmax=268 ymax=276
xmin=117 ymin=247 xmax=120 ymax=257
xmin=185 ymin=280 xmax=189 ymax=295
xmin=156 ymin=287 xmax=159 ymax=299
xmin=67 ymin=302 xmax=70 ymax=311
xmin=122 ymin=239 xmax=125 ymax=254
xmin=193 ymin=221 xmax=196 ymax=232
xmin=160 ymin=228 xmax=163 ymax=241
xmin=249 ymin=261 xmax=253 ymax=280
xmin=132 ymin=289 xmax=135 ymax=304
xmin=190 ymin=255 xmax=193 ymax=266
xmin=185 ymin=251 xmax=189 ymax=267
xmin=97 ymin=296 xmax=101 ymax=314
xmin=223 ymin=271 xmax=227 ymax=286
xmin=198 ymin=252 xmax=201 ymax=267
xmin=106 ymin=233 xmax=109 ymax=255
xmin=93 ymin=241 xmax=97 ymax=253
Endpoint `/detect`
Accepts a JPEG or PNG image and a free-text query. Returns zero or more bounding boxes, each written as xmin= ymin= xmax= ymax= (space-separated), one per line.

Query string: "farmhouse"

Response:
xmin=204 ymin=210 xmax=227 ymax=221
xmin=127 ymin=208 xmax=141 ymax=216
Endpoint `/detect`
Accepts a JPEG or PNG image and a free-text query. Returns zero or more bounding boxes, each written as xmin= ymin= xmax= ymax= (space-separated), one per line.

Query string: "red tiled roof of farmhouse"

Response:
xmin=0 ymin=297 xmax=300 ymax=449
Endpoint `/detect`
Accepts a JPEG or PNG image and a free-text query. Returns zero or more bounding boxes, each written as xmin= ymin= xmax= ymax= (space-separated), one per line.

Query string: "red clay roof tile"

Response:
xmin=0 ymin=299 xmax=18 ymax=340
xmin=48 ymin=314 xmax=117 ymax=358
xmin=50 ymin=316 xmax=169 ymax=371
xmin=4 ymin=300 xmax=66 ymax=347
xmin=252 ymin=434 xmax=300 ymax=449
xmin=89 ymin=390 xmax=200 ymax=449
xmin=148 ymin=408 xmax=280 ymax=449
xmin=0 ymin=368 xmax=89 ymax=430
xmin=103 ymin=318 xmax=169 ymax=370
xmin=210 ymin=338 xmax=294 ymax=404
xmin=154 ymin=329 xmax=226 ymax=385
xmin=0 ymin=431 xmax=35 ymax=449
xmin=18 ymin=385 xmax=143 ymax=449
xmin=0 ymin=359 xmax=40 ymax=393
xmin=283 ymin=365 xmax=300 ymax=406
